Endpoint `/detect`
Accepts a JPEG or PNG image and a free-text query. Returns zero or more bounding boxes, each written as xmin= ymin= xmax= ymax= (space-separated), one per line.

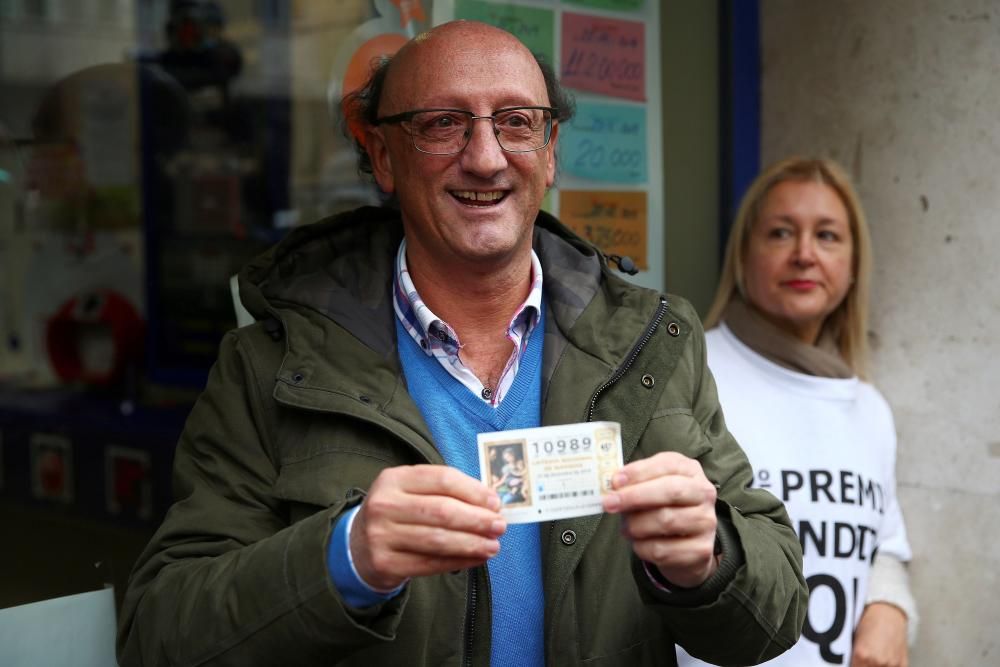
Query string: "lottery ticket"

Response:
xmin=477 ymin=421 xmax=624 ymax=524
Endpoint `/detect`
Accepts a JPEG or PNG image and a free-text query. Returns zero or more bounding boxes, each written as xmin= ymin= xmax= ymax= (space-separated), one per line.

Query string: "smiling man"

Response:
xmin=117 ymin=21 xmax=807 ymax=667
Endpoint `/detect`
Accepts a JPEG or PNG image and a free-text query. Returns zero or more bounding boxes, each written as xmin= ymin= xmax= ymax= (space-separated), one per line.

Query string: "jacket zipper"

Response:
xmin=463 ymin=569 xmax=477 ymax=667
xmin=586 ymin=296 xmax=668 ymax=422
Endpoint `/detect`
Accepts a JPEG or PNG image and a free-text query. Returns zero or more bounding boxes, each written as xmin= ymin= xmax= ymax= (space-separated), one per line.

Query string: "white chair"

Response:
xmin=0 ymin=588 xmax=118 ymax=667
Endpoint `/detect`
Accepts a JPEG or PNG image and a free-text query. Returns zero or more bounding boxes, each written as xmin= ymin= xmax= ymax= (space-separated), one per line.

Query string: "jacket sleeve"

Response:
xmin=635 ymin=300 xmax=808 ymax=666
xmin=117 ymin=331 xmax=407 ymax=667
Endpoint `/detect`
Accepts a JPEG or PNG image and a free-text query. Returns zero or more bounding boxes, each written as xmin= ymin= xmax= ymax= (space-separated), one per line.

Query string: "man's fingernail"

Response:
xmin=603 ymin=493 xmax=621 ymax=513
xmin=491 ymin=519 xmax=506 ymax=534
xmin=612 ymin=472 xmax=628 ymax=488
xmin=487 ymin=494 xmax=501 ymax=511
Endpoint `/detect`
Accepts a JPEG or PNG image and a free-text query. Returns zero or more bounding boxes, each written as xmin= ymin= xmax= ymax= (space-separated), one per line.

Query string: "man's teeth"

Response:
xmin=454 ymin=190 xmax=504 ymax=202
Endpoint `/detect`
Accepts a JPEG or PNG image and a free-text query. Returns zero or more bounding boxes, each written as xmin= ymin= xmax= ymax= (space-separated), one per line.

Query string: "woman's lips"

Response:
xmin=784 ymin=279 xmax=818 ymax=290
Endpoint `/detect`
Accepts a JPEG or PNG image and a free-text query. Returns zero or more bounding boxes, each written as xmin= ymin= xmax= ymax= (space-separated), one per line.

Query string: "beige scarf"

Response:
xmin=720 ymin=296 xmax=853 ymax=379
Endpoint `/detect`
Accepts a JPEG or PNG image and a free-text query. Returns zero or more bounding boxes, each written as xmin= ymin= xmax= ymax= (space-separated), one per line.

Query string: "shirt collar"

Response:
xmin=392 ymin=237 xmax=543 ymax=356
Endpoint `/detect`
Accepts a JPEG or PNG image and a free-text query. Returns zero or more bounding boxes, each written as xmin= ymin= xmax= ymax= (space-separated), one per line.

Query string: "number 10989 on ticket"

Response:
xmin=477 ymin=421 xmax=624 ymax=524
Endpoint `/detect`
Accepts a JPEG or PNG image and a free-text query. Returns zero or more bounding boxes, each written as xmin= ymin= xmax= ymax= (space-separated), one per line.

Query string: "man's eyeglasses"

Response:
xmin=373 ymin=106 xmax=556 ymax=155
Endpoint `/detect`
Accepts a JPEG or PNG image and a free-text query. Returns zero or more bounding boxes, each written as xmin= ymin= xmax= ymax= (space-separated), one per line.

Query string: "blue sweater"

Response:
xmin=396 ymin=310 xmax=545 ymax=667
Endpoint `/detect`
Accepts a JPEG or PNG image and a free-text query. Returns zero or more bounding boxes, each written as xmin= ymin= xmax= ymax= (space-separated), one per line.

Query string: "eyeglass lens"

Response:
xmin=407 ymin=108 xmax=551 ymax=154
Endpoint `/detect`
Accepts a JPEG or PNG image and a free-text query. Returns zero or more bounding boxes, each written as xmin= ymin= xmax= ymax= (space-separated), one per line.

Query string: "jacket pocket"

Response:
xmin=273 ymin=445 xmax=412 ymax=523
xmin=634 ymin=409 xmax=713 ymax=461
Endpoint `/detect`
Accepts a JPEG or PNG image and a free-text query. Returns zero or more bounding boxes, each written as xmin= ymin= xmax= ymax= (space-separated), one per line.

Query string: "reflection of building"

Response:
xmin=0 ymin=2 xmax=136 ymax=89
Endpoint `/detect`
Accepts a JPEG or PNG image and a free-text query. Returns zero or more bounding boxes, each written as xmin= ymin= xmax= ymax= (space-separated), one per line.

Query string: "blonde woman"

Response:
xmin=678 ymin=157 xmax=917 ymax=667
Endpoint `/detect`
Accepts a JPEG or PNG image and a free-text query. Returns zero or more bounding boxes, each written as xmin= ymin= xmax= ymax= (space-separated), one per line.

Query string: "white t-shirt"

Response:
xmin=677 ymin=324 xmax=911 ymax=667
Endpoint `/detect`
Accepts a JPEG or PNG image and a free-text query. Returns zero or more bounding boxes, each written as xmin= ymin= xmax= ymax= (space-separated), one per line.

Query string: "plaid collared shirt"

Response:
xmin=392 ymin=238 xmax=543 ymax=407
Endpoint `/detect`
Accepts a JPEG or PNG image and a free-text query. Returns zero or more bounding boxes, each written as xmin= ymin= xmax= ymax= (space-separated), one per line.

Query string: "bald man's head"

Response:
xmin=343 ymin=20 xmax=574 ymax=177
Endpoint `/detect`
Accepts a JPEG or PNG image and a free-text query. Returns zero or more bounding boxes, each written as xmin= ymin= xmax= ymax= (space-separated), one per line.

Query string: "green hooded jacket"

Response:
xmin=117 ymin=207 xmax=806 ymax=666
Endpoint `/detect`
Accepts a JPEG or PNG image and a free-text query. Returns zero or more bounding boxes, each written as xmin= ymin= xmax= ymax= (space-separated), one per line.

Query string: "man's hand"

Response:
xmin=351 ymin=465 xmax=506 ymax=591
xmin=602 ymin=452 xmax=719 ymax=588
xmin=851 ymin=602 xmax=909 ymax=667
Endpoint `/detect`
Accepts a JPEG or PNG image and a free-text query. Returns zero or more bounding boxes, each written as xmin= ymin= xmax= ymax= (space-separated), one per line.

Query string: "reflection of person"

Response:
xmin=118 ymin=21 xmax=806 ymax=666
xmin=9 ymin=63 xmax=186 ymax=389
xmin=158 ymin=0 xmax=242 ymax=96
xmin=493 ymin=447 xmax=526 ymax=505
xmin=679 ymin=157 xmax=917 ymax=667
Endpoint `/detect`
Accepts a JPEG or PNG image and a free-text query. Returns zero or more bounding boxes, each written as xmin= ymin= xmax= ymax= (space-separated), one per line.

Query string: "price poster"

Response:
xmin=561 ymin=13 xmax=645 ymax=101
xmin=454 ymin=0 xmax=555 ymax=63
xmin=561 ymin=101 xmax=647 ymax=184
xmin=559 ymin=190 xmax=648 ymax=270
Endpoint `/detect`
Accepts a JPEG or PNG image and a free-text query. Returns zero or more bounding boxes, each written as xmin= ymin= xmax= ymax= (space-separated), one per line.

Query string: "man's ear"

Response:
xmin=545 ymin=123 xmax=559 ymax=188
xmin=367 ymin=127 xmax=395 ymax=194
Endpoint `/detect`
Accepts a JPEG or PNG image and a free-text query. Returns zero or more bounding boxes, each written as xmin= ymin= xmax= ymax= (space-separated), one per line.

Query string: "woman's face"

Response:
xmin=743 ymin=179 xmax=855 ymax=344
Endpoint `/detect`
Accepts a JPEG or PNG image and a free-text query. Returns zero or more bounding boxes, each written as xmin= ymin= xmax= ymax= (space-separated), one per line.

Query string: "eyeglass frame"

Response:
xmin=372 ymin=106 xmax=558 ymax=155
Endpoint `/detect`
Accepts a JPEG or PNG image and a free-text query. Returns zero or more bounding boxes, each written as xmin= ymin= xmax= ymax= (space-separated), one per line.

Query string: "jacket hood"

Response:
xmin=239 ymin=206 xmax=405 ymax=355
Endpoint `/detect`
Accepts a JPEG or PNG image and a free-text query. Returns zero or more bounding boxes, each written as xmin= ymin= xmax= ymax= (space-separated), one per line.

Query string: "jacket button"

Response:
xmin=560 ymin=530 xmax=577 ymax=546
xmin=292 ymin=372 xmax=304 ymax=383
xmin=641 ymin=373 xmax=654 ymax=388
xmin=666 ymin=322 xmax=680 ymax=337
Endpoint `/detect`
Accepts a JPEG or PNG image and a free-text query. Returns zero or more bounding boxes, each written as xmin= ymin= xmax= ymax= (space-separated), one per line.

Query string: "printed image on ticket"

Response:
xmin=477 ymin=421 xmax=624 ymax=524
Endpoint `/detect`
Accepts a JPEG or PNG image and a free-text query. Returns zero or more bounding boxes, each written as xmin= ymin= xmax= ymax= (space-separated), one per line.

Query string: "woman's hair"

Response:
xmin=704 ymin=156 xmax=873 ymax=378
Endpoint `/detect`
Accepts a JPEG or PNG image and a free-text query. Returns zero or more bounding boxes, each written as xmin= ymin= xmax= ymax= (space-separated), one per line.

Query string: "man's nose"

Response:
xmin=460 ymin=118 xmax=508 ymax=177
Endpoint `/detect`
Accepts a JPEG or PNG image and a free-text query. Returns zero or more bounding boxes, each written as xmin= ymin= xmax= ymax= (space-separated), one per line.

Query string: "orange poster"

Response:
xmin=559 ymin=190 xmax=647 ymax=270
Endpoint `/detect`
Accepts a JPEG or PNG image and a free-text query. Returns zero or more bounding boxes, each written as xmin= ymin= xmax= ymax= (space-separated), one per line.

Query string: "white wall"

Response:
xmin=760 ymin=2 xmax=1000 ymax=665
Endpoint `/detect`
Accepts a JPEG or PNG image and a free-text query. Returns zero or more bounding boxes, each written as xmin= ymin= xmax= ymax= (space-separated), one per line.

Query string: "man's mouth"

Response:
xmin=451 ymin=190 xmax=507 ymax=206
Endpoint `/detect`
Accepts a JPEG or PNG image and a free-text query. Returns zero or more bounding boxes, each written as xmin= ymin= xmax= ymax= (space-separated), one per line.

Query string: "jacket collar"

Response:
xmin=240 ymin=206 xmax=609 ymax=356
xmin=238 ymin=205 xmax=660 ymax=414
